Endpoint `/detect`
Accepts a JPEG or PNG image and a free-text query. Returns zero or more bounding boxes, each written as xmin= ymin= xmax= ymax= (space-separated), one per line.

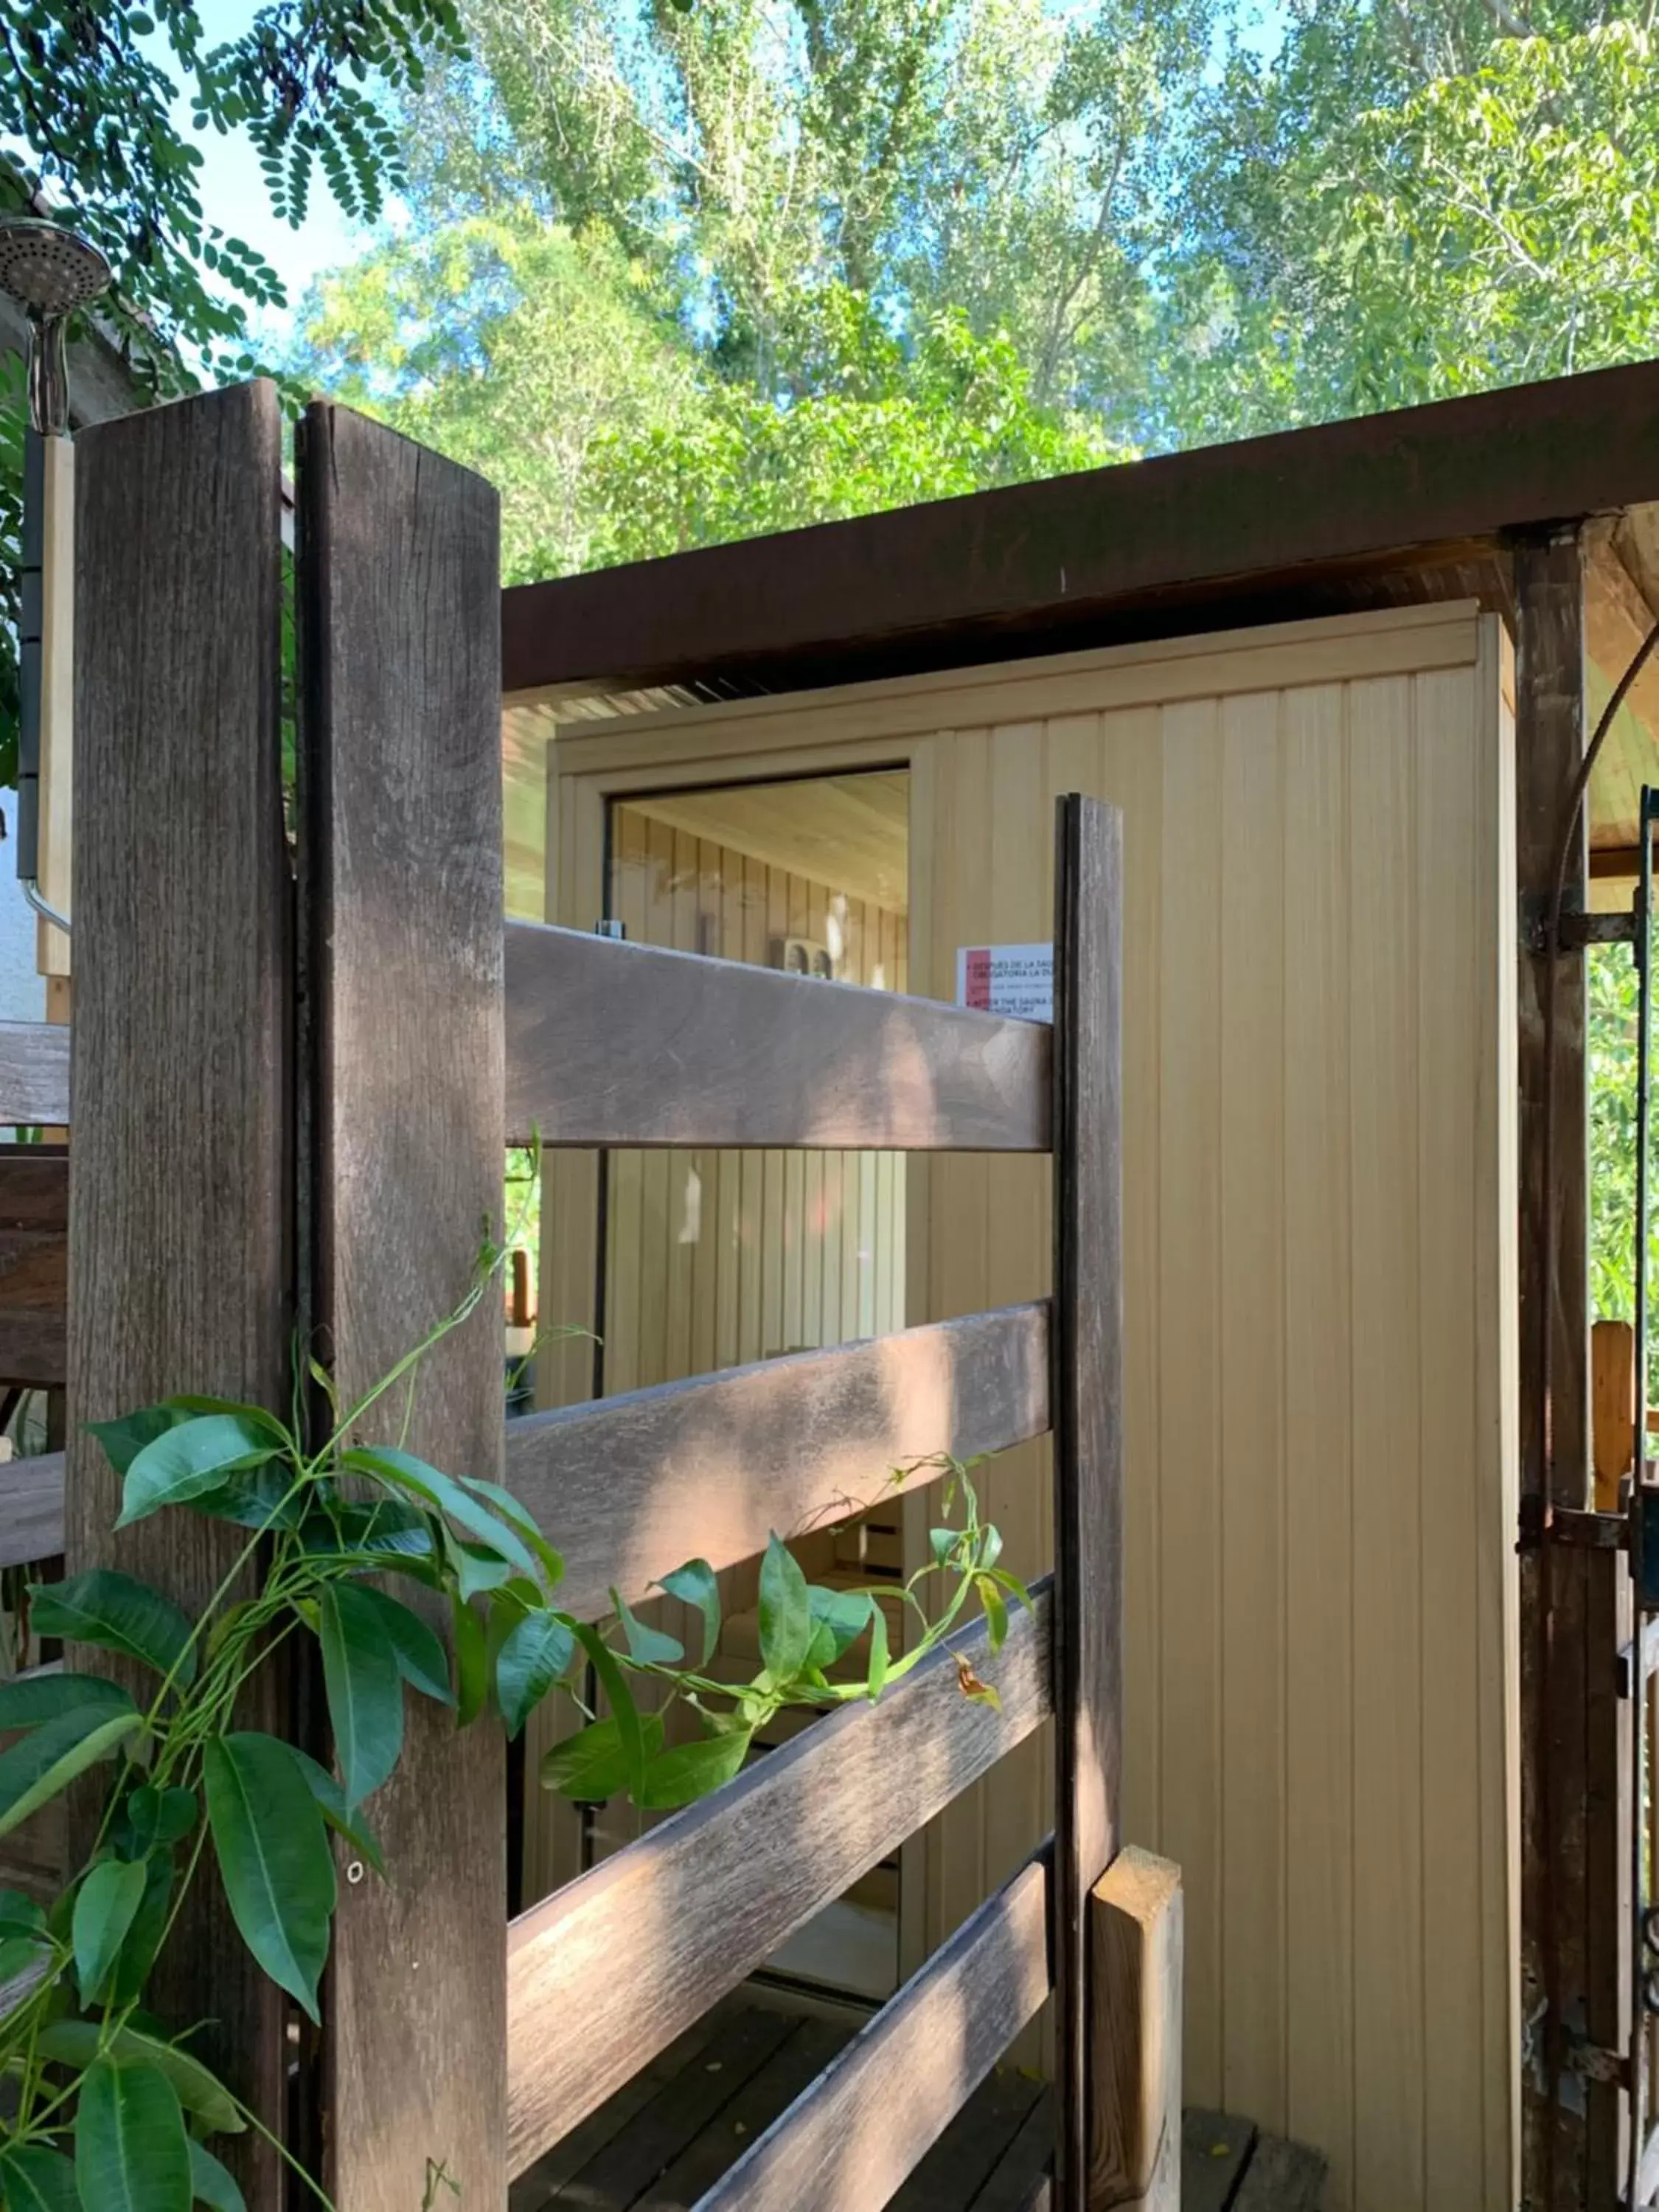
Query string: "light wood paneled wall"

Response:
xmin=515 ymin=606 xmax=1519 ymax=2208
xmin=904 ymin=616 xmax=1517 ymax=2212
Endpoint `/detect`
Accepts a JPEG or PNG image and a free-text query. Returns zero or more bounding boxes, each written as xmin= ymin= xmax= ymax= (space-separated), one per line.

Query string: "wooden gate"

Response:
xmin=0 ymin=384 xmax=1177 ymax=2210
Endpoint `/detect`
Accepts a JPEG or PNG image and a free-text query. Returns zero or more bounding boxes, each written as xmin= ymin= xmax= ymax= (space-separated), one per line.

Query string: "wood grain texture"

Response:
xmin=505 ymin=1301 xmax=1049 ymax=1623
xmin=504 ymin=919 xmax=1050 ymax=1150
xmin=0 ymin=1146 xmax=66 ymax=1385
xmin=0 ymin=1023 xmax=70 ymax=1126
xmin=297 ymin=400 xmax=507 ymax=2211
xmin=693 ymin=1854 xmax=1052 ymax=2212
xmin=1512 ymin=529 xmax=1595 ymax=2212
xmin=506 ymin=1582 xmax=1054 ymax=2175
xmin=1051 ymin=793 xmax=1124 ymax=2211
xmin=1088 ymin=1848 xmax=1181 ymax=2211
xmin=69 ymin=381 xmax=290 ymax=2194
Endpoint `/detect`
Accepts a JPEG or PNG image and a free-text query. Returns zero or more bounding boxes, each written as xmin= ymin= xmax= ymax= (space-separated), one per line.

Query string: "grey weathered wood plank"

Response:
xmin=299 ymin=400 xmax=506 ymax=2212
xmin=0 ymin=1147 xmax=67 ymax=1386
xmin=1180 ymin=2112 xmax=1256 ymax=2212
xmin=505 ymin=920 xmax=1051 ymax=1151
xmin=507 ymin=1302 xmax=1050 ymax=1623
xmin=1231 ymin=2132 xmax=1326 ymax=2211
xmin=1051 ymin=794 xmax=1125 ymax=2212
xmin=507 ymin=1582 xmax=1054 ymax=2176
xmin=69 ymin=381 xmax=291 ymax=2196
xmin=509 ymin=2010 xmax=731 ymax=2210
xmin=636 ymin=2016 xmax=856 ymax=2212
xmin=0 ymin=1448 xmax=65 ymax=1568
xmin=0 ymin=1022 xmax=70 ymax=1127
xmin=692 ymin=1854 xmax=1052 ymax=2212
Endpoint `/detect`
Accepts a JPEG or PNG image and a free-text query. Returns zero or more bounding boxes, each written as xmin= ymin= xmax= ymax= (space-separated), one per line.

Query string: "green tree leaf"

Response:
xmin=29 ymin=1572 xmax=197 ymax=1688
xmin=494 ymin=1610 xmax=575 ymax=1738
xmin=0 ymin=2143 xmax=82 ymax=2211
xmin=107 ymin=1847 xmax=175 ymax=2008
xmin=757 ymin=1535 xmax=812 ymax=1683
xmin=609 ymin=1587 xmax=683 ymax=1667
xmin=340 ymin=1446 xmax=539 ymax=1582
xmin=540 ymin=1711 xmax=665 ymax=1802
xmin=866 ymin=1601 xmax=889 ymax=1701
xmin=73 ymin=1855 xmax=149 ymax=2006
xmin=453 ymin=1473 xmax=564 ymax=1589
xmin=117 ymin=1413 xmax=283 ymax=1527
xmin=203 ymin=1733 xmax=336 ymax=2023
xmin=805 ymin=1586 xmax=874 ymax=1667
xmin=187 ymin=2140 xmax=246 ymax=2212
xmin=656 ymin=1559 xmax=720 ymax=1666
xmin=452 ymin=1594 xmax=488 ymax=1728
xmin=0 ymin=1884 xmax=46 ymax=1939
xmin=978 ymin=1576 xmax=1009 ymax=1654
xmin=86 ymin=1405 xmax=193 ymax=1477
xmin=0 ymin=1708 xmax=144 ymax=1840
xmin=74 ymin=2057 xmax=192 ymax=2212
xmin=572 ymin=1625 xmax=653 ymax=1798
xmin=289 ymin=1746 xmax=386 ymax=1878
xmin=127 ymin=1784 xmax=199 ymax=1850
xmin=0 ymin=1671 xmax=137 ymax=1729
xmin=343 ymin=1582 xmax=453 ymax=1705
xmin=637 ymin=1728 xmax=754 ymax=1809
xmin=317 ymin=1582 xmax=405 ymax=1807
xmin=38 ymin=2023 xmax=243 ymax=2135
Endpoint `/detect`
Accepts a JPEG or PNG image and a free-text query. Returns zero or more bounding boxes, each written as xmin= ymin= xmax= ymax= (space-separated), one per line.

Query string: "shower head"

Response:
xmin=0 ymin=217 xmax=113 ymax=434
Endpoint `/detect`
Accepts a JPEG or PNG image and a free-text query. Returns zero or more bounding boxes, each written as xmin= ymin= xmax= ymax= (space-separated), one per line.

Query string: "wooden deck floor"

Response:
xmin=509 ymin=1996 xmax=1328 ymax=2212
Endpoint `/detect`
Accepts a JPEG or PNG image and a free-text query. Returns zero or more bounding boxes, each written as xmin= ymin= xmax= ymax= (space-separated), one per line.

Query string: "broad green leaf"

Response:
xmin=866 ymin=1602 xmax=889 ymax=1701
xmin=30 ymin=1573 xmax=196 ymax=1688
xmin=37 ymin=2023 xmax=243 ymax=2135
xmin=975 ymin=1525 xmax=1005 ymax=1573
xmin=494 ymin=1611 xmax=575 ymax=1738
xmin=187 ymin=2140 xmax=245 ymax=2212
xmin=318 ymin=1582 xmax=404 ymax=1806
xmin=74 ymin=2057 xmax=192 ymax=2212
xmin=0 ymin=1885 xmax=46 ymax=1939
xmin=656 ymin=1559 xmax=720 ymax=1665
xmin=0 ymin=2143 xmax=81 ymax=2211
xmin=609 ymin=1587 xmax=683 ymax=1666
xmin=127 ymin=1785 xmax=198 ymax=1849
xmin=73 ymin=1856 xmax=148 ymax=2006
xmin=453 ymin=1474 xmax=564 ymax=1589
xmin=573 ymin=1624 xmax=648 ymax=1796
xmin=289 ymin=1747 xmax=386 ymax=1877
xmin=984 ymin=1567 xmax=1034 ymax=1614
xmin=978 ymin=1576 xmax=1009 ymax=1654
xmin=0 ymin=1672 xmax=136 ymax=1730
xmin=452 ymin=1595 xmax=488 ymax=1728
xmin=186 ymin=1463 xmax=305 ymax=1533
xmin=107 ymin=1849 xmax=175 ymax=2008
xmin=303 ymin=1499 xmax=438 ymax=1576
xmin=451 ymin=1540 xmax=516 ymax=1603
xmin=540 ymin=1712 xmax=665 ymax=1802
xmin=637 ymin=1728 xmax=754 ymax=1809
xmin=85 ymin=1404 xmax=193 ymax=1478
xmin=805 ymin=1586 xmax=874 ymax=1666
xmin=0 ymin=1708 xmax=144 ymax=1840
xmin=118 ymin=1413 xmax=282 ymax=1528
xmin=203 ymin=1733 xmax=335 ymax=2023
xmin=340 ymin=1447 xmax=538 ymax=1581
xmin=344 ymin=1582 xmax=453 ymax=1705
xmin=0 ymin=1932 xmax=46 ymax=1982
xmin=757 ymin=1535 xmax=811 ymax=1683
xmin=928 ymin=1526 xmax=959 ymax=1566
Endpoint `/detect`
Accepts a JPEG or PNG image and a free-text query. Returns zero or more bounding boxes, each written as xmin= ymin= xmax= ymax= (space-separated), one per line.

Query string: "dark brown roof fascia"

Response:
xmin=501 ymin=355 xmax=1659 ymax=698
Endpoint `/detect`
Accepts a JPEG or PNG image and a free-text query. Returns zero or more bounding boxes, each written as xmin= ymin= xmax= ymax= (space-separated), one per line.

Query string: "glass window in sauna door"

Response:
xmin=594 ymin=772 xmax=909 ymax=2001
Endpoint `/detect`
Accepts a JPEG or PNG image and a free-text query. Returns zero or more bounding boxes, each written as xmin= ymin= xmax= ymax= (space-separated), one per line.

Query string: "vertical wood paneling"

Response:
xmin=1218 ymin=689 xmax=1287 ymax=2129
xmin=1347 ymin=675 xmax=1426 ymax=2209
xmin=1281 ymin=682 xmax=1355 ymax=2205
xmin=1156 ymin=696 xmax=1225 ymax=2105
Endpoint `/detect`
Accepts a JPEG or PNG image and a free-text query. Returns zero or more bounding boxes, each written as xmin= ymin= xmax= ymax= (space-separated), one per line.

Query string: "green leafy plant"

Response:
xmin=0 ymin=1267 xmax=1018 ymax=2205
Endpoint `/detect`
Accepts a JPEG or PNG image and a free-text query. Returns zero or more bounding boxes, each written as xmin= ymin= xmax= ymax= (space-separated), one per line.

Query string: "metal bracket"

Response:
xmin=1519 ymin=897 xmax=1641 ymax=954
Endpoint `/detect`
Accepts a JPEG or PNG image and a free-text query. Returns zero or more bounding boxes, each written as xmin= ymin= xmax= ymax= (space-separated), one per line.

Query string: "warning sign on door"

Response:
xmin=955 ymin=942 xmax=1054 ymax=1023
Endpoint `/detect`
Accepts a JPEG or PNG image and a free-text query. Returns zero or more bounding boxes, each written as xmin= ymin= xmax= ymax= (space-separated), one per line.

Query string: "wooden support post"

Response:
xmin=69 ymin=384 xmax=291 ymax=2197
xmin=1514 ymin=526 xmax=1628 ymax=2211
xmin=297 ymin=402 xmax=505 ymax=2209
xmin=1088 ymin=1848 xmax=1182 ymax=2212
xmin=1051 ymin=793 xmax=1125 ymax=2212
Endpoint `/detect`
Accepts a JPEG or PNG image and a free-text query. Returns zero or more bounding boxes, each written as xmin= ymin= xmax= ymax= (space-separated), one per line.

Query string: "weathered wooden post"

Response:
xmin=69 ymin=383 xmax=293 ymax=2197
xmin=296 ymin=402 xmax=506 ymax=2208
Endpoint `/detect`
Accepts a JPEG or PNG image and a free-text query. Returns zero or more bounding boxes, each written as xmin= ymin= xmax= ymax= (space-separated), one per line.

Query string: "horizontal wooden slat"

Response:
xmin=0 ymin=1024 xmax=70 ymax=1127
xmin=507 ymin=1302 xmax=1049 ymax=1624
xmin=506 ymin=1579 xmax=1054 ymax=2177
xmin=0 ymin=1448 xmax=63 ymax=1567
xmin=694 ymin=1852 xmax=1052 ymax=2212
xmin=504 ymin=921 xmax=1050 ymax=1150
xmin=0 ymin=1147 xmax=67 ymax=1387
